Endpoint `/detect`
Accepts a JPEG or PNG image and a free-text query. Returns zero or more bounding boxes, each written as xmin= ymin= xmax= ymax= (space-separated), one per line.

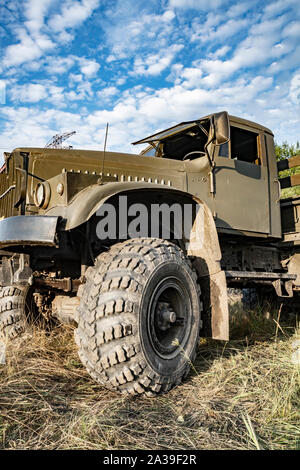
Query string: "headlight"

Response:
xmin=34 ymin=182 xmax=51 ymax=209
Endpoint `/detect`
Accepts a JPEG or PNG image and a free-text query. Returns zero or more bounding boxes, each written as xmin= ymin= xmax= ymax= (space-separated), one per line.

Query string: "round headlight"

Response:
xmin=34 ymin=182 xmax=51 ymax=209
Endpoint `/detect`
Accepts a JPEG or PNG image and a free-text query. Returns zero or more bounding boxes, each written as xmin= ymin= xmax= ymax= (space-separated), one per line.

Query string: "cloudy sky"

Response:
xmin=0 ymin=0 xmax=299 ymax=157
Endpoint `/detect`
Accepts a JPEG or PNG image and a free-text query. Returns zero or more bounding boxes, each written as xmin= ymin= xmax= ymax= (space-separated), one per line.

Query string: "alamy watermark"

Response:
xmin=0 ymin=81 xmax=6 ymax=105
xmin=95 ymin=195 xmax=204 ymax=250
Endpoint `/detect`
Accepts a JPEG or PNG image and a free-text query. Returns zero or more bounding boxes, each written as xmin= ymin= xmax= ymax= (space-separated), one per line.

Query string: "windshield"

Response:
xmin=140 ymin=145 xmax=157 ymax=157
xmin=161 ymin=124 xmax=208 ymax=160
xmin=139 ymin=121 xmax=210 ymax=161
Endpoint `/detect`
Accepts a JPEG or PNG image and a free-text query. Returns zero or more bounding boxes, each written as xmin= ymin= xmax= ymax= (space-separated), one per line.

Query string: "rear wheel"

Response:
xmin=75 ymin=238 xmax=202 ymax=396
xmin=0 ymin=286 xmax=29 ymax=340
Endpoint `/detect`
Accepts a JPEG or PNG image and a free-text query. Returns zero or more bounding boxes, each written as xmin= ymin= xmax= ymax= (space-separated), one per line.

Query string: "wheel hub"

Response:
xmin=156 ymin=301 xmax=177 ymax=331
xmin=147 ymin=277 xmax=192 ymax=359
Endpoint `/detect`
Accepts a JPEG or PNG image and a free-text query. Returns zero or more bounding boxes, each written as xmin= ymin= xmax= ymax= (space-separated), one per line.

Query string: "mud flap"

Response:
xmin=285 ymin=253 xmax=300 ymax=289
xmin=187 ymin=199 xmax=229 ymax=341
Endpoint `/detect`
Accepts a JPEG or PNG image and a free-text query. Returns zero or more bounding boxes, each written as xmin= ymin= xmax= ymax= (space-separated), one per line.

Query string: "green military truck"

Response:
xmin=0 ymin=111 xmax=299 ymax=395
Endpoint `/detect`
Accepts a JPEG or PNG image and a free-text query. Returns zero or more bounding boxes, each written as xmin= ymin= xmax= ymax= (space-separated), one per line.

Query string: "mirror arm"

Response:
xmin=204 ymin=117 xmax=216 ymax=195
xmin=204 ymin=117 xmax=215 ymax=168
xmin=209 ymin=161 xmax=216 ymax=195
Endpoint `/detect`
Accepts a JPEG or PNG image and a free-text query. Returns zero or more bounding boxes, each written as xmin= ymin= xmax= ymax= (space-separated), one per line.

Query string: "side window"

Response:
xmin=218 ymin=142 xmax=229 ymax=158
xmin=231 ymin=126 xmax=260 ymax=165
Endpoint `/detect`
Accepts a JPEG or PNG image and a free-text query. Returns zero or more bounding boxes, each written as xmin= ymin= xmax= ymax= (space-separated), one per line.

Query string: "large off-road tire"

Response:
xmin=75 ymin=238 xmax=202 ymax=396
xmin=0 ymin=286 xmax=29 ymax=340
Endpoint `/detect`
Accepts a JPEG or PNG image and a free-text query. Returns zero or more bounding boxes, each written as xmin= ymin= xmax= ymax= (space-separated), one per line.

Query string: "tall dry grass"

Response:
xmin=0 ymin=296 xmax=299 ymax=450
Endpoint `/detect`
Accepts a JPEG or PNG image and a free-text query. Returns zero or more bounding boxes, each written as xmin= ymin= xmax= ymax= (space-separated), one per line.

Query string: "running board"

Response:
xmin=225 ymin=271 xmax=296 ymax=280
xmin=225 ymin=271 xmax=296 ymax=298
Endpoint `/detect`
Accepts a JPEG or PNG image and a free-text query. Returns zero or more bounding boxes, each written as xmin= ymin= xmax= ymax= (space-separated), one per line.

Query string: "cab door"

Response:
xmin=213 ymin=124 xmax=270 ymax=234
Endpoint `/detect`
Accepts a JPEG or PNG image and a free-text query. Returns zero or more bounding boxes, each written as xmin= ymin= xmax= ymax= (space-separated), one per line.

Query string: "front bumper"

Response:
xmin=0 ymin=215 xmax=59 ymax=249
xmin=0 ymin=216 xmax=59 ymax=286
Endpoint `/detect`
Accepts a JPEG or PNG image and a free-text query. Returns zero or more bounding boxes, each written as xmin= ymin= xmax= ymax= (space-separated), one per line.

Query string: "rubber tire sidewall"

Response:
xmin=140 ymin=259 xmax=201 ymax=378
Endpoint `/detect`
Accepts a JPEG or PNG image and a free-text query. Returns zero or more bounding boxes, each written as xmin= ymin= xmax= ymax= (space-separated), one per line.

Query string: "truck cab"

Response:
xmin=134 ymin=114 xmax=281 ymax=239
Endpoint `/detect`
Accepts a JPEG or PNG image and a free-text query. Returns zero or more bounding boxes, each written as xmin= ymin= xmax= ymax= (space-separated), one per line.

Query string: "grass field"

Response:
xmin=0 ymin=296 xmax=299 ymax=450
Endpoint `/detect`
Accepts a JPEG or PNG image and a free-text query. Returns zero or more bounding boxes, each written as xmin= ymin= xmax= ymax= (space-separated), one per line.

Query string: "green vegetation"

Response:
xmin=275 ymin=141 xmax=300 ymax=161
xmin=0 ymin=299 xmax=299 ymax=450
xmin=276 ymin=141 xmax=300 ymax=198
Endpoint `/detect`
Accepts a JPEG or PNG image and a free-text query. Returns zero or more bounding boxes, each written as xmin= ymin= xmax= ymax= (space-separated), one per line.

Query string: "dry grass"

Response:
xmin=0 ymin=298 xmax=299 ymax=450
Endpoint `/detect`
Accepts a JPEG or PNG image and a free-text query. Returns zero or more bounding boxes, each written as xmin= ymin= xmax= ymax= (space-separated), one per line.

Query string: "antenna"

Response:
xmin=100 ymin=123 xmax=109 ymax=183
xmin=45 ymin=131 xmax=76 ymax=149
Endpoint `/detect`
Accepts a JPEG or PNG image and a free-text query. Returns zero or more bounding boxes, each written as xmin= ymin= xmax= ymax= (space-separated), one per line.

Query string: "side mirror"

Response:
xmin=213 ymin=111 xmax=230 ymax=146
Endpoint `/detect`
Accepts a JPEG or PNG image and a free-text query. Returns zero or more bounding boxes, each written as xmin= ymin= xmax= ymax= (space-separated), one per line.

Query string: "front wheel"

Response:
xmin=75 ymin=238 xmax=202 ymax=396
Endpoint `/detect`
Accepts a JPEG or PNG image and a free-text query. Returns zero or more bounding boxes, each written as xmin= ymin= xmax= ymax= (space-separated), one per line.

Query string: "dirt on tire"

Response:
xmin=0 ymin=286 xmax=29 ymax=340
xmin=75 ymin=238 xmax=202 ymax=396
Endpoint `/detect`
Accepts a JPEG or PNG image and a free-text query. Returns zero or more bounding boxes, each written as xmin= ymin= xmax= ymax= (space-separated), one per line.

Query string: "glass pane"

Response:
xmin=231 ymin=127 xmax=259 ymax=164
xmin=219 ymin=142 xmax=229 ymax=158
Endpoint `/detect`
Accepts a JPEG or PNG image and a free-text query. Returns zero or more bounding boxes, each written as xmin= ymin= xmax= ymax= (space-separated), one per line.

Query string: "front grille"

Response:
xmin=0 ymin=154 xmax=19 ymax=219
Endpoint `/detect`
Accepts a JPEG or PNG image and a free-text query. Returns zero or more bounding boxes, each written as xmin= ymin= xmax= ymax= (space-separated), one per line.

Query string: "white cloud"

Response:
xmin=2 ymin=29 xmax=55 ymax=68
xmin=116 ymin=77 xmax=126 ymax=86
xmin=0 ymin=107 xmax=82 ymax=153
xmin=269 ymin=44 xmax=300 ymax=73
xmin=132 ymin=44 xmax=183 ymax=76
xmin=10 ymin=83 xmax=48 ymax=103
xmin=209 ymin=45 xmax=231 ymax=59
xmin=78 ymin=58 xmax=100 ymax=78
xmin=1 ymin=0 xmax=56 ymax=69
xmin=263 ymin=0 xmax=299 ymax=19
xmin=44 ymin=56 xmax=75 ymax=75
xmin=47 ymin=85 xmax=66 ymax=106
xmin=76 ymin=80 xmax=93 ymax=98
xmin=43 ymin=55 xmax=99 ymax=79
xmin=0 ymin=80 xmax=6 ymax=105
xmin=290 ymin=71 xmax=300 ymax=104
xmin=69 ymin=73 xmax=84 ymax=84
xmin=103 ymin=8 xmax=177 ymax=59
xmin=97 ymin=87 xmax=118 ymax=100
xmin=227 ymin=2 xmax=256 ymax=18
xmin=9 ymin=82 xmax=67 ymax=107
xmin=192 ymin=17 xmax=249 ymax=43
xmin=191 ymin=13 xmax=293 ymax=87
xmin=169 ymin=0 xmax=228 ymax=9
xmin=24 ymin=0 xmax=54 ymax=32
xmin=179 ymin=68 xmax=203 ymax=89
xmin=67 ymin=79 xmax=94 ymax=101
xmin=1 ymin=0 xmax=101 ymax=70
xmin=282 ymin=20 xmax=300 ymax=38
xmin=162 ymin=10 xmax=176 ymax=21
xmin=48 ymin=0 xmax=100 ymax=34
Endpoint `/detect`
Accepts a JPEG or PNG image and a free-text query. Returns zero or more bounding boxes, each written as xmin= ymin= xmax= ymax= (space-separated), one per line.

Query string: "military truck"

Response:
xmin=0 ymin=111 xmax=299 ymax=396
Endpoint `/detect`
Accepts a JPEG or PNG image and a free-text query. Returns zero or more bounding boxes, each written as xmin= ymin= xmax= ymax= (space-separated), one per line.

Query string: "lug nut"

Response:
xmin=162 ymin=310 xmax=176 ymax=323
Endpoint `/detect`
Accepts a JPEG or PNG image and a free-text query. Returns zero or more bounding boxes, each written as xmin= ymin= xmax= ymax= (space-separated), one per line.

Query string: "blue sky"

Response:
xmin=0 ymin=0 xmax=299 ymax=156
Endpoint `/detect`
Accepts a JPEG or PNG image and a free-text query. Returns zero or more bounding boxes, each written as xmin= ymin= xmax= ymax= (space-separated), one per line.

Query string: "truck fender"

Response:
xmin=59 ymin=182 xmax=174 ymax=231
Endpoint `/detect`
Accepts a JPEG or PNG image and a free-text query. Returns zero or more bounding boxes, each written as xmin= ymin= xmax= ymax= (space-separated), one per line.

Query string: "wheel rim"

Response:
xmin=147 ymin=276 xmax=192 ymax=359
